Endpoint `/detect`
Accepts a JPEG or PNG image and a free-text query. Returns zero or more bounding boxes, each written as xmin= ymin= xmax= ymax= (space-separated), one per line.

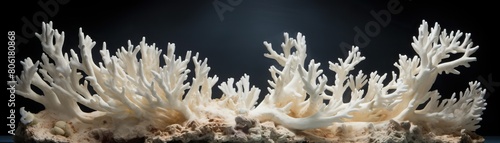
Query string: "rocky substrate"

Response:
xmin=14 ymin=111 xmax=484 ymax=143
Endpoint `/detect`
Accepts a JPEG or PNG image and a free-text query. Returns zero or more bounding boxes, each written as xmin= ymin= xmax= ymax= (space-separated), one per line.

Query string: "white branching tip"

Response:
xmin=20 ymin=107 xmax=36 ymax=125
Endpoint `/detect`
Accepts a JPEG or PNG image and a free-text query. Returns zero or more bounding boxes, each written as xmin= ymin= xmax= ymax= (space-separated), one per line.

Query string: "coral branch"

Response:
xmin=218 ymin=74 xmax=260 ymax=114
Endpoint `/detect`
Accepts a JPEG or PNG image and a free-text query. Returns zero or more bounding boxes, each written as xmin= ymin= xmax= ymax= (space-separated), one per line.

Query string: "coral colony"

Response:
xmin=15 ymin=20 xmax=486 ymax=143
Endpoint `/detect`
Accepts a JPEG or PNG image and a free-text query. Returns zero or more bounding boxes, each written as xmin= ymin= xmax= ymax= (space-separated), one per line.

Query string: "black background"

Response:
xmin=5 ymin=0 xmax=498 ymax=136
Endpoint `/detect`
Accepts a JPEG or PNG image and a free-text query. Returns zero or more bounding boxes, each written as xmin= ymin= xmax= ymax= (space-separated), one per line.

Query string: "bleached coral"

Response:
xmin=20 ymin=107 xmax=36 ymax=125
xmin=15 ymin=20 xmax=486 ymax=142
xmin=248 ymin=33 xmax=365 ymax=130
xmin=17 ymin=22 xmax=220 ymax=127
xmin=341 ymin=21 xmax=486 ymax=133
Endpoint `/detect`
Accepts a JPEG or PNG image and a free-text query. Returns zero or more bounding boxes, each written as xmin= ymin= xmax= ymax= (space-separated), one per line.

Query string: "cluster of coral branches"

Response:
xmin=17 ymin=20 xmax=485 ymax=137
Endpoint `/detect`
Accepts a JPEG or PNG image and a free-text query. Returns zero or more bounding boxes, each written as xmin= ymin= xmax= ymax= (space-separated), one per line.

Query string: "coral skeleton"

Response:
xmin=15 ymin=20 xmax=486 ymax=143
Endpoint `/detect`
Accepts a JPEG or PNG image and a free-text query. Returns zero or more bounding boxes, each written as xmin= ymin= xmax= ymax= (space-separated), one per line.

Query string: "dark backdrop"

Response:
xmin=5 ymin=0 xmax=498 ymax=136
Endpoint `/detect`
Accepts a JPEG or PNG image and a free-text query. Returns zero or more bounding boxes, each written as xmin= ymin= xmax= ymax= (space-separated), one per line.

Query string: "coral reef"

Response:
xmin=15 ymin=20 xmax=486 ymax=142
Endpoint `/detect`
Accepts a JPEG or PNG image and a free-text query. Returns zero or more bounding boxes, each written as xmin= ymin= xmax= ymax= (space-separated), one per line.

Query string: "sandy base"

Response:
xmin=14 ymin=110 xmax=484 ymax=143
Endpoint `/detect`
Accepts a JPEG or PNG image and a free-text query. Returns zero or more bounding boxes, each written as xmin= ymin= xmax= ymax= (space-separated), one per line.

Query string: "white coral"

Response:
xmin=218 ymin=74 xmax=261 ymax=115
xmin=17 ymin=22 xmax=219 ymax=126
xmin=16 ymin=20 xmax=486 ymax=136
xmin=20 ymin=107 xmax=35 ymax=125
xmin=390 ymin=21 xmax=481 ymax=121
xmin=248 ymin=33 xmax=365 ymax=130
